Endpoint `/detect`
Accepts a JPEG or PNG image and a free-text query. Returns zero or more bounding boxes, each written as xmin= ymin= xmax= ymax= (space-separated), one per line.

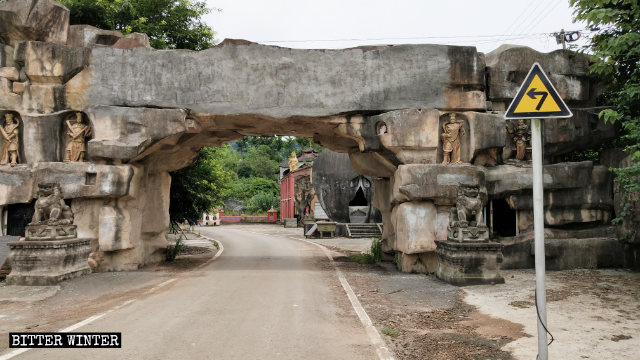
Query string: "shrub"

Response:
xmin=166 ymin=237 xmax=184 ymax=262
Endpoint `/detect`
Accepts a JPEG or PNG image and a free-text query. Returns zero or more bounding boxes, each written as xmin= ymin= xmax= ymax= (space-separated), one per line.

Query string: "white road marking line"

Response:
xmin=288 ymin=236 xmax=396 ymax=360
xmin=0 ymin=349 xmax=28 ymax=360
xmin=196 ymin=236 xmax=224 ymax=269
xmin=59 ymin=314 xmax=107 ymax=333
xmin=0 ymin=297 xmax=139 ymax=360
xmin=145 ymin=278 xmax=177 ymax=294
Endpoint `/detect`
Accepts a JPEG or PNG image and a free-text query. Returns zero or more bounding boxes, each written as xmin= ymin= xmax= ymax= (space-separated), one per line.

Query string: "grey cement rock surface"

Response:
xmin=392 ymin=164 xmax=486 ymax=205
xmin=0 ymin=162 xmax=134 ymax=205
xmin=543 ymin=107 xmax=617 ymax=156
xmin=21 ymin=112 xmax=64 ymax=162
xmin=486 ymin=161 xmax=597 ymax=197
xmin=66 ymin=25 xmax=123 ymax=48
xmin=85 ymin=106 xmax=188 ymax=161
xmin=69 ymin=41 xmax=486 ymax=117
xmin=0 ymin=44 xmax=15 ymax=67
xmin=312 ymin=150 xmax=375 ymax=223
xmin=486 ymin=45 xmax=592 ymax=107
xmin=16 ymin=41 xmax=90 ymax=84
xmin=0 ymin=0 xmax=70 ymax=46
xmin=393 ymin=201 xmax=447 ymax=254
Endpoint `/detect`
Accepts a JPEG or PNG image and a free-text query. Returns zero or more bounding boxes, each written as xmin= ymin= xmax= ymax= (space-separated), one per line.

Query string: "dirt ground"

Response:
xmin=334 ymin=258 xmax=520 ymax=360
xmin=336 ymin=257 xmax=640 ymax=360
xmin=464 ymin=269 xmax=640 ymax=359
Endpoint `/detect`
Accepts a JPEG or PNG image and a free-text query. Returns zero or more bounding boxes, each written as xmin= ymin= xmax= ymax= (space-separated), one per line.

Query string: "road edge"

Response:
xmin=288 ymin=236 xmax=396 ymax=360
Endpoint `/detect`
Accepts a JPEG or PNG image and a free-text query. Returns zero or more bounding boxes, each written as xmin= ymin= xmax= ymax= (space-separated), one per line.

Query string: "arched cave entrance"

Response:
xmin=349 ymin=187 xmax=368 ymax=207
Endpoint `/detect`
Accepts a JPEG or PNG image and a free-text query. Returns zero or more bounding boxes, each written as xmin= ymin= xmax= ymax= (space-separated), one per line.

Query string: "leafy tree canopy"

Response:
xmin=571 ymin=0 xmax=640 ymax=229
xmin=169 ymin=146 xmax=234 ymax=222
xmin=59 ymin=0 xmax=216 ymax=50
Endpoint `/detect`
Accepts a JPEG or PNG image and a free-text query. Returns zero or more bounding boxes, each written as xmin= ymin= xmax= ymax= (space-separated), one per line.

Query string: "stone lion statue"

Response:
xmin=449 ymin=183 xmax=487 ymax=228
xmin=30 ymin=183 xmax=74 ymax=226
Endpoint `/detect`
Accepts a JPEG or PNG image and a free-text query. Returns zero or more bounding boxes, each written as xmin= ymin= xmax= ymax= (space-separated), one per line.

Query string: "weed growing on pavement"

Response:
xmin=381 ymin=327 xmax=399 ymax=336
xmin=166 ymin=236 xmax=184 ymax=262
xmin=348 ymin=253 xmax=375 ymax=264
xmin=212 ymin=240 xmax=219 ymax=249
xmin=348 ymin=238 xmax=383 ymax=264
xmin=370 ymin=238 xmax=382 ymax=263
xmin=394 ymin=252 xmax=402 ymax=270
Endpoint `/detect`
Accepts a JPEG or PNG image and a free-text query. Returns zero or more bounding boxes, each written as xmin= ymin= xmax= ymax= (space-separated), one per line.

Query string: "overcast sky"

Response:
xmin=202 ymin=0 xmax=590 ymax=54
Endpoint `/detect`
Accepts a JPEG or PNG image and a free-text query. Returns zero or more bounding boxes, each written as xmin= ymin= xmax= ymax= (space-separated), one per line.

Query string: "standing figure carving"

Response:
xmin=441 ymin=113 xmax=465 ymax=165
xmin=64 ymin=112 xmax=92 ymax=162
xmin=0 ymin=112 xmax=20 ymax=167
xmin=288 ymin=151 xmax=298 ymax=171
xmin=506 ymin=119 xmax=530 ymax=161
xmin=295 ymin=178 xmax=314 ymax=223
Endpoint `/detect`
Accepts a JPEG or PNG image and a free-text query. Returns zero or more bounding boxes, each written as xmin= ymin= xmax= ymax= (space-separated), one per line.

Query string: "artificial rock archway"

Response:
xmin=0 ymin=0 xmax=621 ymax=278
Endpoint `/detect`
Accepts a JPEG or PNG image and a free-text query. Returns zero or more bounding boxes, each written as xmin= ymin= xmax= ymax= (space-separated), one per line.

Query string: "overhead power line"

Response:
xmin=256 ymin=31 xmax=575 ymax=44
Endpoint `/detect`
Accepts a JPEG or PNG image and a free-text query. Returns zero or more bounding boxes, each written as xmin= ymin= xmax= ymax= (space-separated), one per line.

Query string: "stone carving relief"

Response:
xmin=447 ymin=183 xmax=488 ymax=242
xmin=30 ymin=183 xmax=74 ymax=226
xmin=505 ymin=119 xmax=531 ymax=161
xmin=27 ymin=182 xmax=76 ymax=240
xmin=295 ymin=176 xmax=314 ymax=223
xmin=441 ymin=113 xmax=465 ymax=165
xmin=0 ymin=112 xmax=20 ymax=167
xmin=64 ymin=112 xmax=92 ymax=162
xmin=7 ymin=182 xmax=89 ymax=286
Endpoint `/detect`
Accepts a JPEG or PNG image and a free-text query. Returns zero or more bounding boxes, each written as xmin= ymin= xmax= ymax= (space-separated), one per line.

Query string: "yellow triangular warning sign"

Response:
xmin=505 ymin=63 xmax=572 ymax=119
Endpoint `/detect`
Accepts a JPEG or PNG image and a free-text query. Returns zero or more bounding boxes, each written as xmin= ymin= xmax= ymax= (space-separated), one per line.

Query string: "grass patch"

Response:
xmin=212 ymin=240 xmax=219 ymax=249
xmin=370 ymin=238 xmax=382 ymax=263
xmin=347 ymin=237 xmax=383 ymax=264
xmin=165 ymin=236 xmax=184 ymax=262
xmin=394 ymin=252 xmax=402 ymax=270
xmin=381 ymin=327 xmax=399 ymax=336
xmin=348 ymin=253 xmax=375 ymax=264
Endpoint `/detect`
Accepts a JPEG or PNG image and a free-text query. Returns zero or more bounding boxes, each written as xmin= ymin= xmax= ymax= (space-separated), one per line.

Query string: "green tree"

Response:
xmin=245 ymin=192 xmax=280 ymax=214
xmin=169 ymin=147 xmax=234 ymax=223
xmin=59 ymin=0 xmax=216 ymax=50
xmin=234 ymin=136 xmax=324 ymax=161
xmin=237 ymin=145 xmax=279 ymax=180
xmin=227 ymin=177 xmax=279 ymax=203
xmin=571 ymin=0 xmax=640 ymax=234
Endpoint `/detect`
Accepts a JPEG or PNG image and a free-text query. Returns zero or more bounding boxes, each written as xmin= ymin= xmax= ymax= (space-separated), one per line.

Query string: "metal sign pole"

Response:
xmin=531 ymin=118 xmax=548 ymax=359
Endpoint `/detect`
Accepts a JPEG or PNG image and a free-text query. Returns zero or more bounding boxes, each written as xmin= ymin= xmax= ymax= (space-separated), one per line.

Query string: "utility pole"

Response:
xmin=554 ymin=29 xmax=581 ymax=50
xmin=555 ymin=29 xmax=567 ymax=49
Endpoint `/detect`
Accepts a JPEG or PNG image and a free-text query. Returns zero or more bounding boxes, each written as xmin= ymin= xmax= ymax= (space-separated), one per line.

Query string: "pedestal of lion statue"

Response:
xmin=435 ymin=183 xmax=504 ymax=286
xmin=6 ymin=183 xmax=91 ymax=286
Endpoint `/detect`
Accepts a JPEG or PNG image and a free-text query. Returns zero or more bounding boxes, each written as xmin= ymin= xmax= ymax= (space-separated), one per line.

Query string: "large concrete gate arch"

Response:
xmin=71 ymin=40 xmax=488 ymax=271
xmin=1 ymin=0 xmax=615 ymax=277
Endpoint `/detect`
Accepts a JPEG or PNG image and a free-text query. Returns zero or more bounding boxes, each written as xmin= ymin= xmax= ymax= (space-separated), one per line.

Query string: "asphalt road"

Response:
xmin=13 ymin=226 xmax=377 ymax=360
